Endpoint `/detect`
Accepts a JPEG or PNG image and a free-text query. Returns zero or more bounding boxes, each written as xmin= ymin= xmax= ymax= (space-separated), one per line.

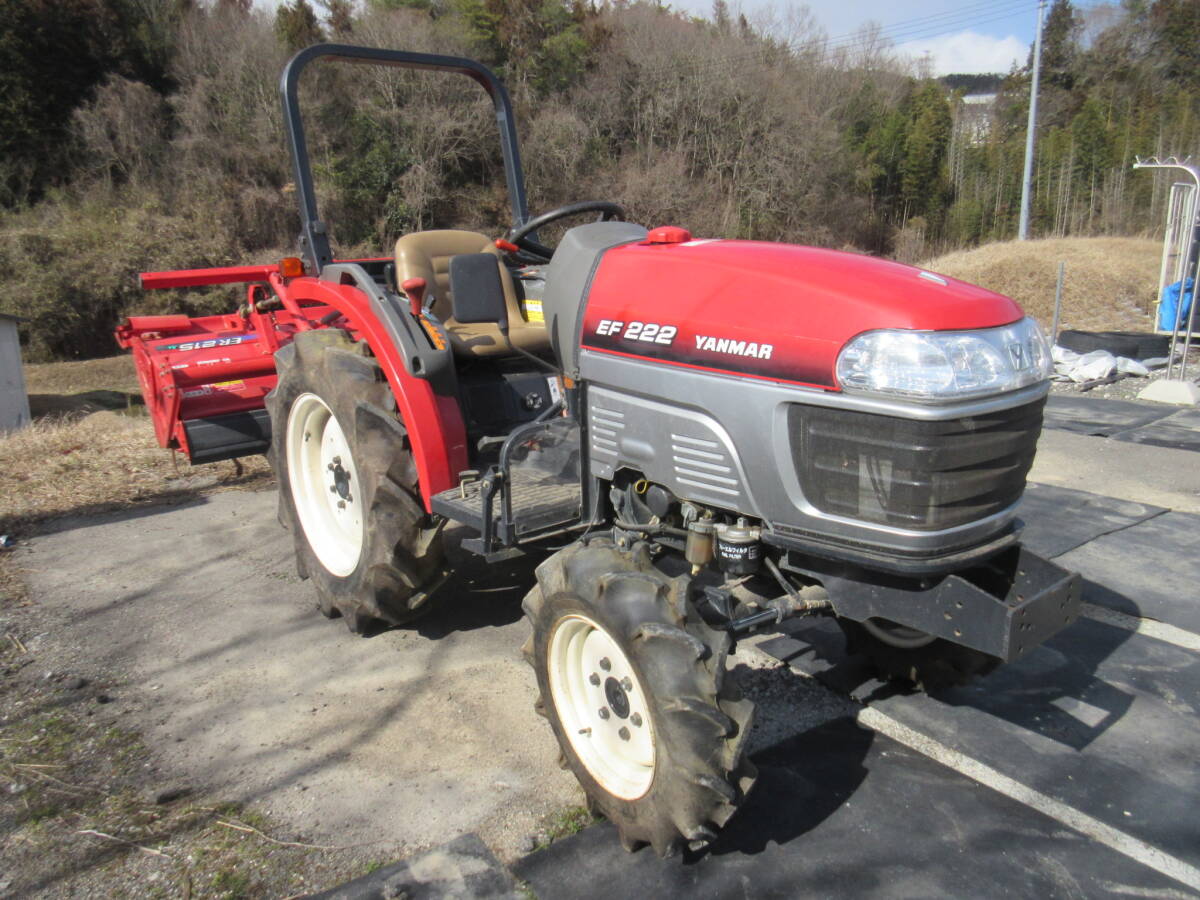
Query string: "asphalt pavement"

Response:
xmin=15 ymin=395 xmax=1200 ymax=898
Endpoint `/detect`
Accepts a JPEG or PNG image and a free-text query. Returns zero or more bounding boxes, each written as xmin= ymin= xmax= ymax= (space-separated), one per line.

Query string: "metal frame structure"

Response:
xmin=280 ymin=43 xmax=531 ymax=274
xmin=1133 ymin=156 xmax=1200 ymax=380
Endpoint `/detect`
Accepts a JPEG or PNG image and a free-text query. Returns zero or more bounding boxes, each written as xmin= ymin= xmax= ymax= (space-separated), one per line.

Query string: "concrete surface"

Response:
xmin=13 ymin=407 xmax=1200 ymax=895
xmin=16 ymin=491 xmax=583 ymax=863
xmin=1030 ymin=427 xmax=1200 ymax=512
xmin=13 ymin=491 xmax=847 ymax=868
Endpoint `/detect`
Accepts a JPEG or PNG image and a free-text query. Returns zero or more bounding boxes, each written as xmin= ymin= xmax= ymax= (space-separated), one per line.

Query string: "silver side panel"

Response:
xmin=588 ymin=386 xmax=759 ymax=513
xmin=581 ymin=349 xmax=1048 ymax=556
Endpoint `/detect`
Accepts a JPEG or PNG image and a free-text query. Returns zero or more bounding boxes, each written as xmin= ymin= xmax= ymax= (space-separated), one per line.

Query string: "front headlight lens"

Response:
xmin=836 ymin=318 xmax=1051 ymax=400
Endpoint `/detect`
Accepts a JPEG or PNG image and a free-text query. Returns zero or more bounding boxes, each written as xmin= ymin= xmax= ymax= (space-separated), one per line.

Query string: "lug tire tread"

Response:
xmin=266 ymin=330 xmax=447 ymax=632
xmin=522 ymin=538 xmax=757 ymax=858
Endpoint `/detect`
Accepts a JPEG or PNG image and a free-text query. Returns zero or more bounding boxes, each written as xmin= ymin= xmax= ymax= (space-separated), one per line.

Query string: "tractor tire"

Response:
xmin=838 ymin=617 xmax=1000 ymax=692
xmin=265 ymin=329 xmax=447 ymax=633
xmin=522 ymin=538 xmax=756 ymax=857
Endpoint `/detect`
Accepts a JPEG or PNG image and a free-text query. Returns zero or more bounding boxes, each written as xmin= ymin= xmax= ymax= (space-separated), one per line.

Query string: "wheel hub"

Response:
xmin=604 ymin=677 xmax=630 ymax=719
xmin=328 ymin=457 xmax=352 ymax=500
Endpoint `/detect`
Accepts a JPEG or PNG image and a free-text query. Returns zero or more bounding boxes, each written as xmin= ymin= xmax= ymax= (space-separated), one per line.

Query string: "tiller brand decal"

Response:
xmin=155 ymin=335 xmax=258 ymax=352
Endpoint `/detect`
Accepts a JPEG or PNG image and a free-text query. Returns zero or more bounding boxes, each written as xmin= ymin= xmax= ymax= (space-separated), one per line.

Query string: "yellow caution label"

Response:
xmin=522 ymin=298 xmax=544 ymax=323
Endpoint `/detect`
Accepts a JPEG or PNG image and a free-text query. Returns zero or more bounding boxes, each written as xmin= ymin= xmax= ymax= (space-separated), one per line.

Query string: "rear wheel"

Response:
xmin=266 ymin=330 xmax=447 ymax=632
xmin=838 ymin=617 xmax=1000 ymax=691
xmin=522 ymin=538 xmax=756 ymax=857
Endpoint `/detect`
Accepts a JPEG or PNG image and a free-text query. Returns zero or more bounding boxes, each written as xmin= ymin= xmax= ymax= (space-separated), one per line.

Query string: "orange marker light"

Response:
xmin=278 ymin=257 xmax=305 ymax=278
xmin=494 ymin=239 xmax=520 ymax=254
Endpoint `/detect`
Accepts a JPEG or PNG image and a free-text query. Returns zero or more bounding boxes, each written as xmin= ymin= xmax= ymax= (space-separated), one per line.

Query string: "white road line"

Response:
xmin=856 ymin=708 xmax=1200 ymax=893
xmin=741 ymin=645 xmax=1200 ymax=892
xmin=1081 ymin=603 xmax=1200 ymax=654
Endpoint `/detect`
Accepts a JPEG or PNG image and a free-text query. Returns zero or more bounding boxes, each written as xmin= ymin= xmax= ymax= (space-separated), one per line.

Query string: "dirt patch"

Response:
xmin=5 ymin=490 xmax=587 ymax=889
xmin=0 ymin=577 xmax=386 ymax=898
xmin=923 ymin=237 xmax=1160 ymax=334
xmin=0 ymin=412 xmax=270 ymax=537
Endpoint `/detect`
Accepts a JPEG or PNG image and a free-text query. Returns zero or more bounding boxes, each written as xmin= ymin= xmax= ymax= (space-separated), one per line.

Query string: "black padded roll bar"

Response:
xmin=280 ymin=43 xmax=531 ymax=273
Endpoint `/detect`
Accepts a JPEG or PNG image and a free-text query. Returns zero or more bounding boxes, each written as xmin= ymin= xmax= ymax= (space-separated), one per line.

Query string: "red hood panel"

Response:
xmin=580 ymin=239 xmax=1024 ymax=388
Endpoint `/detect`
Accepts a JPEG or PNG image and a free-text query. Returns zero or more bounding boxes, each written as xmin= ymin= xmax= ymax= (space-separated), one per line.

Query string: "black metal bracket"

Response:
xmin=280 ymin=43 xmax=531 ymax=273
xmin=808 ymin=546 xmax=1083 ymax=662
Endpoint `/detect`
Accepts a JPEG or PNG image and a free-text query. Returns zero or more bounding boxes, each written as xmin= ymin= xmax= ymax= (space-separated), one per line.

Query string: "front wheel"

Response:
xmin=266 ymin=330 xmax=447 ymax=632
xmin=522 ymin=539 xmax=756 ymax=857
xmin=838 ymin=617 xmax=1000 ymax=691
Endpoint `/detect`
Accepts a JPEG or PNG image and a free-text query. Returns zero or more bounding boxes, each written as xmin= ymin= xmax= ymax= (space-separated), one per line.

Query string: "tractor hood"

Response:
xmin=578 ymin=237 xmax=1024 ymax=389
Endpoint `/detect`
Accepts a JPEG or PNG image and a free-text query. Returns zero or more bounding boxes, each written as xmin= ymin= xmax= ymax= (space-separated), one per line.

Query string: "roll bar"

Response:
xmin=280 ymin=43 xmax=530 ymax=273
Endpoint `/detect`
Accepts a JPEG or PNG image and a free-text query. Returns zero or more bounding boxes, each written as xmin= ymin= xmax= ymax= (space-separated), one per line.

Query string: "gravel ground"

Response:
xmin=1050 ymin=356 xmax=1200 ymax=402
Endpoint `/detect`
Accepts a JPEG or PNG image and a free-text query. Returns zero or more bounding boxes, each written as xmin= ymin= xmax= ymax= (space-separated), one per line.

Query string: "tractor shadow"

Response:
xmin=28 ymin=389 xmax=145 ymax=420
xmin=769 ymin=578 xmax=1140 ymax=753
xmin=351 ymin=528 xmax=543 ymax=639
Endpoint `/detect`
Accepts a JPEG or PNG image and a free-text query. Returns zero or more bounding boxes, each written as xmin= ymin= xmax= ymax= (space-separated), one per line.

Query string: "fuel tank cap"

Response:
xmin=644 ymin=226 xmax=692 ymax=244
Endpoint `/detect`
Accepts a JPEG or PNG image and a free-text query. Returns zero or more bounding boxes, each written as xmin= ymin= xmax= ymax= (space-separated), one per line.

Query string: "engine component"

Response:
xmin=644 ymin=483 xmax=675 ymax=518
xmin=685 ymin=519 xmax=716 ymax=571
xmin=715 ymin=521 xmax=762 ymax=575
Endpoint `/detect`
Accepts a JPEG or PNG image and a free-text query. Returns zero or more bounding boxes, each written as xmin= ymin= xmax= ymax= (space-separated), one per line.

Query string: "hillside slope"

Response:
xmin=922 ymin=237 xmax=1161 ymax=334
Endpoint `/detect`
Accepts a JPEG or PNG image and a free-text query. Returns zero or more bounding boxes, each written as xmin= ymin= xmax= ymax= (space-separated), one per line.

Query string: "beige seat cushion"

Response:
xmin=394 ymin=229 xmax=551 ymax=359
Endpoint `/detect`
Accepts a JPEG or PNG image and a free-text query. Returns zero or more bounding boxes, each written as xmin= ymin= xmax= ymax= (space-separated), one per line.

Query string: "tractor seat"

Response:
xmin=394 ymin=229 xmax=551 ymax=359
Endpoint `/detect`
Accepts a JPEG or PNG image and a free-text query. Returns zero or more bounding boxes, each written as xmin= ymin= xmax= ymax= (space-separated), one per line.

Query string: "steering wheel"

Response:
xmin=505 ymin=200 xmax=626 ymax=260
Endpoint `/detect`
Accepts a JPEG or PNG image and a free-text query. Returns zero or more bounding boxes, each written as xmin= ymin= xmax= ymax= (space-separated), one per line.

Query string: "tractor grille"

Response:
xmin=788 ymin=397 xmax=1044 ymax=532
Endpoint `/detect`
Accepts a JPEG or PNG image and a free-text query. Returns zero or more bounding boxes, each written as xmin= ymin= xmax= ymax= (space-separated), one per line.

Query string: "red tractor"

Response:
xmin=117 ymin=45 xmax=1082 ymax=857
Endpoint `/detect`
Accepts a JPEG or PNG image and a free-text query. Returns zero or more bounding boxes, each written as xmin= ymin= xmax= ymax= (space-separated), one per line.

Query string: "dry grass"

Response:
xmin=23 ymin=354 xmax=145 ymax=419
xmin=23 ymin=354 xmax=141 ymax=396
xmin=922 ymin=237 xmax=1161 ymax=334
xmin=4 ymin=354 xmax=272 ymax=535
xmin=0 ymin=410 xmax=270 ymax=536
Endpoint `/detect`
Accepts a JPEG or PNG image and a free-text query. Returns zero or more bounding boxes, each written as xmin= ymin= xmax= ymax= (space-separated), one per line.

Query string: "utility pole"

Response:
xmin=1018 ymin=0 xmax=1046 ymax=240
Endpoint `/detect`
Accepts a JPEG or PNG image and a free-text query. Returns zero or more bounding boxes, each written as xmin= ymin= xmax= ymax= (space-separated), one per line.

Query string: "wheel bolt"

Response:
xmin=329 ymin=485 xmax=337 ymax=493
xmin=620 ymin=677 xmax=633 ymax=692
xmin=578 ymin=727 xmax=591 ymax=736
xmin=599 ymin=658 xmax=611 ymax=671
xmin=618 ymin=727 xmax=630 ymax=741
xmin=631 ymin=713 xmax=642 ymax=727
xmin=332 ymin=456 xmax=341 ymax=465
xmin=337 ymin=500 xmax=346 ymax=509
xmin=598 ymin=708 xmax=610 ymax=720
xmin=588 ymin=673 xmax=600 ymax=686
xmin=327 ymin=462 xmax=335 ymax=471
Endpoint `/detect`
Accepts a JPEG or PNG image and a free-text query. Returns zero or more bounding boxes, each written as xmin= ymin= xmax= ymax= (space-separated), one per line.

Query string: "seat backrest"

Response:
xmin=394 ymin=229 xmax=506 ymax=322
xmin=394 ymin=229 xmax=551 ymax=359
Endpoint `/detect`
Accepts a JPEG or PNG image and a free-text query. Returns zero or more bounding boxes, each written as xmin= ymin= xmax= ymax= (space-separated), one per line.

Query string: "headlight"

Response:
xmin=836 ymin=318 xmax=1051 ymax=401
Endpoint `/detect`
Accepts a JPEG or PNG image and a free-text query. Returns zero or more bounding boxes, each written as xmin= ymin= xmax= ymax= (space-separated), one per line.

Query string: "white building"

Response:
xmin=0 ymin=313 xmax=30 ymax=432
xmin=957 ymin=93 xmax=997 ymax=146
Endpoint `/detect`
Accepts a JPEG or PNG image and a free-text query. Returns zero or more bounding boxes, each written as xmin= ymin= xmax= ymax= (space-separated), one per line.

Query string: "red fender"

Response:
xmin=269 ymin=274 xmax=468 ymax=510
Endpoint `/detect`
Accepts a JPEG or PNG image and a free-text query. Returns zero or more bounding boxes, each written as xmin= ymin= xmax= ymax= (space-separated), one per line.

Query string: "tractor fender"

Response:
xmin=275 ymin=266 xmax=468 ymax=509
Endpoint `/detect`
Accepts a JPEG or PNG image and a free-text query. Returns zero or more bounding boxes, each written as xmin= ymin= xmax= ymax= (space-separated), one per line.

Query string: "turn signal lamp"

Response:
xmin=278 ymin=257 xmax=305 ymax=278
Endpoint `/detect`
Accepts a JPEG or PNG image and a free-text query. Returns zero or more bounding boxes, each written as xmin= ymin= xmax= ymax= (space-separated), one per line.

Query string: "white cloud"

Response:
xmin=895 ymin=30 xmax=1025 ymax=75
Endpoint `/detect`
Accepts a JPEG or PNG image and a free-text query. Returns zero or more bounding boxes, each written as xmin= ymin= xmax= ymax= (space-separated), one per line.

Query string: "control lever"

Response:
xmin=401 ymin=277 xmax=427 ymax=316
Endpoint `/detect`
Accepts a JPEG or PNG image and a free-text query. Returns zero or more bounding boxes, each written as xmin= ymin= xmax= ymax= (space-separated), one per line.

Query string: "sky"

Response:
xmin=672 ymin=0 xmax=1047 ymax=75
xmin=259 ymin=0 xmax=1102 ymax=78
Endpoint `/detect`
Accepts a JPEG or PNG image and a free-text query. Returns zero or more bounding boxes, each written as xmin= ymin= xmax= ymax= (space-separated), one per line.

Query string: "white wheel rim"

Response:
xmin=863 ymin=618 xmax=937 ymax=649
xmin=286 ymin=392 xmax=365 ymax=577
xmin=547 ymin=614 xmax=655 ymax=800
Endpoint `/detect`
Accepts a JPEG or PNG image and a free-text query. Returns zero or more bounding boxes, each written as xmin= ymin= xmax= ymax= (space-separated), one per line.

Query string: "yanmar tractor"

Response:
xmin=117 ymin=45 xmax=1083 ymax=857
